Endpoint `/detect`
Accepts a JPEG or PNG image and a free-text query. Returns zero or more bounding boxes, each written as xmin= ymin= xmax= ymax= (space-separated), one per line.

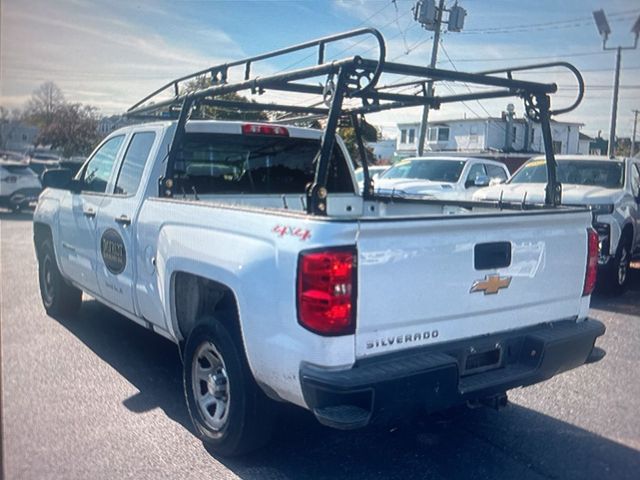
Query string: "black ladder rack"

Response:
xmin=126 ymin=28 xmax=584 ymax=215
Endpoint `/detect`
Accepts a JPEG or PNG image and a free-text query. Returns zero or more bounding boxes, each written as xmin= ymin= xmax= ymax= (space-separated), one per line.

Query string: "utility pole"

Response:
xmin=593 ymin=10 xmax=640 ymax=158
xmin=632 ymin=109 xmax=639 ymax=157
xmin=414 ymin=0 xmax=466 ymax=156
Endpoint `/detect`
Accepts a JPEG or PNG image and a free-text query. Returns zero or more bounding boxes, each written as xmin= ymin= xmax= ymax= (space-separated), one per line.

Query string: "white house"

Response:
xmin=0 ymin=120 xmax=39 ymax=152
xmin=396 ymin=116 xmax=583 ymax=158
xmin=578 ymin=132 xmax=593 ymax=155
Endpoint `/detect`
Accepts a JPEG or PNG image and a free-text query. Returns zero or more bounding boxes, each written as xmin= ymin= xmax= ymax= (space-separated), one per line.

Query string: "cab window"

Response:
xmin=486 ymin=164 xmax=508 ymax=182
xmin=81 ymin=136 xmax=125 ymax=193
xmin=466 ymin=163 xmax=486 ymax=183
xmin=114 ymin=132 xmax=156 ymax=196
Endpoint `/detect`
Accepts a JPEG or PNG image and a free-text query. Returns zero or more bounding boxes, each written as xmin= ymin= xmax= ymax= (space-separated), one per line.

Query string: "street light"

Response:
xmin=592 ymin=9 xmax=640 ymax=158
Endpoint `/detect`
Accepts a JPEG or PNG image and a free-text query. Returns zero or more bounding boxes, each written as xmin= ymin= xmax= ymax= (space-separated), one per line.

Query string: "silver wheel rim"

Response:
xmin=618 ymin=246 xmax=629 ymax=286
xmin=42 ymin=256 xmax=55 ymax=304
xmin=192 ymin=341 xmax=230 ymax=431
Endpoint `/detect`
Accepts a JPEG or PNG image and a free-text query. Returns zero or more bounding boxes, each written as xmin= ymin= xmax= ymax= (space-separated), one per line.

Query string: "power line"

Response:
xmin=438 ymin=41 xmax=493 ymax=118
xmin=439 ymin=50 xmax=609 ymax=63
xmin=460 ymin=8 xmax=640 ymax=35
xmin=275 ymin=1 xmax=405 ymax=75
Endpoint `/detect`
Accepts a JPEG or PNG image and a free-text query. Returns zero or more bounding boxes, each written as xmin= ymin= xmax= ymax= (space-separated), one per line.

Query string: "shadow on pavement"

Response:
xmin=0 ymin=209 xmax=34 ymax=222
xmin=54 ymin=299 xmax=640 ymax=480
xmin=52 ymin=299 xmax=193 ymax=432
xmin=591 ymin=267 xmax=640 ymax=317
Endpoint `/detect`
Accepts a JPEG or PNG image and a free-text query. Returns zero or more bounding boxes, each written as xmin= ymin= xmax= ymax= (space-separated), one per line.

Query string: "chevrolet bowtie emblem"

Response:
xmin=470 ymin=275 xmax=512 ymax=295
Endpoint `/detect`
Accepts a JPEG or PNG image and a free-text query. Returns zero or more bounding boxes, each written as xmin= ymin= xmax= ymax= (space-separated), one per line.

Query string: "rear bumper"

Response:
xmin=300 ymin=318 xmax=605 ymax=429
xmin=0 ymin=188 xmax=41 ymax=207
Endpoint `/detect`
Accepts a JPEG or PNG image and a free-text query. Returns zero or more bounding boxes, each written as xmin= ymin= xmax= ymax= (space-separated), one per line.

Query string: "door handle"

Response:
xmin=83 ymin=208 xmax=96 ymax=218
xmin=115 ymin=215 xmax=131 ymax=226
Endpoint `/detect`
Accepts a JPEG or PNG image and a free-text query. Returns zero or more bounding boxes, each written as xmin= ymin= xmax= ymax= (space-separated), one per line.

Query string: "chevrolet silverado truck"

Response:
xmin=32 ymin=29 xmax=605 ymax=456
xmin=474 ymin=155 xmax=640 ymax=293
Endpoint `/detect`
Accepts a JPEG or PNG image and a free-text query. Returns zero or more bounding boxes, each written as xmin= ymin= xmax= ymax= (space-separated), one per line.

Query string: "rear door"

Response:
xmin=94 ymin=129 xmax=159 ymax=316
xmin=354 ymin=210 xmax=590 ymax=359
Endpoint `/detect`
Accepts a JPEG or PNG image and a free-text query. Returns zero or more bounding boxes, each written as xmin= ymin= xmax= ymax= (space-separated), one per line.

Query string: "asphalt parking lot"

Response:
xmin=1 ymin=211 xmax=639 ymax=480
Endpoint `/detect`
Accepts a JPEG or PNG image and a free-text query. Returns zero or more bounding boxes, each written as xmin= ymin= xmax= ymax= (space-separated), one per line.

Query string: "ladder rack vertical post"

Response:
xmin=308 ymin=67 xmax=350 ymax=215
xmin=538 ymin=94 xmax=561 ymax=206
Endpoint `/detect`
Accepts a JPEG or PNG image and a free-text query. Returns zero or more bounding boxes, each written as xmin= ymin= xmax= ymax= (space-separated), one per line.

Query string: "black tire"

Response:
xmin=183 ymin=316 xmax=276 ymax=456
xmin=37 ymin=238 xmax=82 ymax=316
xmin=603 ymin=235 xmax=632 ymax=295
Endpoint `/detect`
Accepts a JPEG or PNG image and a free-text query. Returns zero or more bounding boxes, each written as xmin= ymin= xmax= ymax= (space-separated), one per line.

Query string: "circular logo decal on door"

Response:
xmin=101 ymin=228 xmax=126 ymax=274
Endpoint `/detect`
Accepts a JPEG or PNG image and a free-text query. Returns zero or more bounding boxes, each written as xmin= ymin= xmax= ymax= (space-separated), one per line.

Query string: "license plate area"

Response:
xmin=460 ymin=344 xmax=503 ymax=376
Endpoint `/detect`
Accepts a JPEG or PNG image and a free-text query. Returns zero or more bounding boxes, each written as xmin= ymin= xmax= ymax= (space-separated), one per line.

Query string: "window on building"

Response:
xmin=530 ymin=128 xmax=535 ymax=144
xmin=552 ymin=141 xmax=562 ymax=154
xmin=408 ymin=129 xmax=415 ymax=143
xmin=512 ymin=126 xmax=517 ymax=144
xmin=400 ymin=129 xmax=407 ymax=144
xmin=438 ymin=127 xmax=450 ymax=142
xmin=428 ymin=126 xmax=450 ymax=142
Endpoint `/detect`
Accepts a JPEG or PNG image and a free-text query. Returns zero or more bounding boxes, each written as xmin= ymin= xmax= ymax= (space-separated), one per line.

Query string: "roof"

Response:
xmin=530 ymin=154 xmax=625 ymax=162
xmin=578 ymin=132 xmax=593 ymax=140
xmin=398 ymin=155 xmax=506 ymax=166
xmin=397 ymin=117 xmax=584 ymax=128
xmin=110 ymin=119 xmax=325 ymax=139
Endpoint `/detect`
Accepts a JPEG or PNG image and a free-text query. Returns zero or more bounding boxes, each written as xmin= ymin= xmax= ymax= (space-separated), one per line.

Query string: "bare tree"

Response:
xmin=25 ymin=82 xmax=66 ymax=128
xmin=37 ymin=103 xmax=101 ymax=157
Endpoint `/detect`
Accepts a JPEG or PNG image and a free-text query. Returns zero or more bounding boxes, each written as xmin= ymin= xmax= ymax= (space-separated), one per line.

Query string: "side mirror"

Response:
xmin=42 ymin=168 xmax=81 ymax=193
xmin=466 ymin=175 xmax=490 ymax=188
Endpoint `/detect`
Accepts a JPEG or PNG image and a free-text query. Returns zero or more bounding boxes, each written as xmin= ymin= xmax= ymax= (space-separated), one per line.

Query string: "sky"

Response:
xmin=2 ymin=0 xmax=640 ymax=139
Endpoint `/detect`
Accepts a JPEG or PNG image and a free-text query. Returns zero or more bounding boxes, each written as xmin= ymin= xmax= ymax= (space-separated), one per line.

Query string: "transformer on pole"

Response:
xmin=414 ymin=1 xmax=467 ymax=156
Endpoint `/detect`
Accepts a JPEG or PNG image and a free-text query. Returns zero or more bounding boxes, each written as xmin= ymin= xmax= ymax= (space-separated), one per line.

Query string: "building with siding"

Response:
xmin=396 ymin=116 xmax=583 ymax=158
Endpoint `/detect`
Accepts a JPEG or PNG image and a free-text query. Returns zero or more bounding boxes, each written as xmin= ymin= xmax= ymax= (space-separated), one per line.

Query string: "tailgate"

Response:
xmin=355 ymin=210 xmax=591 ymax=358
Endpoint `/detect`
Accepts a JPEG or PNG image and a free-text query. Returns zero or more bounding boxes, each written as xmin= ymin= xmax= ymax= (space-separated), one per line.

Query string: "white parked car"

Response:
xmin=354 ymin=165 xmax=389 ymax=190
xmin=0 ymin=162 xmax=42 ymax=211
xmin=474 ymin=155 xmax=640 ymax=293
xmin=374 ymin=156 xmax=510 ymax=201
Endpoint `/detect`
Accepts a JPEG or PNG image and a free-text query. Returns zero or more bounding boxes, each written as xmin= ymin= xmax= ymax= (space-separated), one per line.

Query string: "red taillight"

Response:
xmin=241 ymin=123 xmax=289 ymax=136
xmin=583 ymin=228 xmax=599 ymax=296
xmin=297 ymin=248 xmax=356 ymax=336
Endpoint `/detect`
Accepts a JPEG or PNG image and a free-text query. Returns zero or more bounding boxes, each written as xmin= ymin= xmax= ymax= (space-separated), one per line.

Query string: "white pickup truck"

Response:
xmin=32 ymin=28 xmax=605 ymax=456
xmin=373 ymin=156 xmax=510 ymax=200
xmin=474 ymin=155 xmax=640 ymax=293
xmin=34 ymin=119 xmax=605 ymax=455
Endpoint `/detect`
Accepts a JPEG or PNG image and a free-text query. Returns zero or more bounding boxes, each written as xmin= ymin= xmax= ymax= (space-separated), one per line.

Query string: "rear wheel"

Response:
xmin=183 ymin=316 xmax=276 ymax=456
xmin=604 ymin=236 xmax=632 ymax=295
xmin=37 ymin=238 xmax=82 ymax=315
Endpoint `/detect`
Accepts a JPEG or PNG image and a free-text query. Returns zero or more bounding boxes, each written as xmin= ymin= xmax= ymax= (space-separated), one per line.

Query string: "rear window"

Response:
xmin=173 ymin=133 xmax=353 ymax=194
xmin=381 ymin=159 xmax=465 ymax=182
